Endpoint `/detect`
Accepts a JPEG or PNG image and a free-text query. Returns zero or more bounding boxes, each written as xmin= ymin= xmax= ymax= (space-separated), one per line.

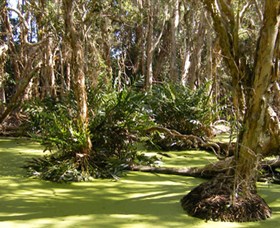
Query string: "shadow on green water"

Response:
xmin=0 ymin=137 xmax=43 ymax=177
xmin=0 ymin=137 xmax=280 ymax=228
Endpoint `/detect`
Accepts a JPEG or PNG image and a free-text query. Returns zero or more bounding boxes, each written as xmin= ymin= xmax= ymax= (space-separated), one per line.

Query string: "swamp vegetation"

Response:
xmin=1 ymin=0 xmax=280 ymax=224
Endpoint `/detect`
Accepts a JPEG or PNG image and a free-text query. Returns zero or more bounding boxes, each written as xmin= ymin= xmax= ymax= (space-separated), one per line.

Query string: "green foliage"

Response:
xmin=146 ymin=83 xmax=214 ymax=150
xmin=25 ymin=97 xmax=88 ymax=155
xmin=25 ymin=87 xmax=156 ymax=181
xmin=149 ymin=83 xmax=213 ymax=136
xmin=25 ymin=156 xmax=91 ymax=182
xmin=25 ymin=82 xmax=216 ymax=181
xmin=88 ymin=87 xmax=155 ymax=178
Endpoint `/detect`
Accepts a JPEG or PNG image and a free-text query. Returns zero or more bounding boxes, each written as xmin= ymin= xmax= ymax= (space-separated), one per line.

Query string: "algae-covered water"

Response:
xmin=0 ymin=137 xmax=280 ymax=228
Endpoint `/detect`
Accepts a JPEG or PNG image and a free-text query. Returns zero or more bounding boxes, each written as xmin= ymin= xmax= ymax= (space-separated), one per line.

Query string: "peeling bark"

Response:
xmin=181 ymin=0 xmax=280 ymax=222
xmin=235 ymin=0 xmax=280 ymax=196
xmin=63 ymin=0 xmax=92 ymax=155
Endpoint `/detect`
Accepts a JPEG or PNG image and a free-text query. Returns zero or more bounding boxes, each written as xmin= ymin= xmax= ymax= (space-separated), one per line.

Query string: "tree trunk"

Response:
xmin=169 ymin=0 xmax=179 ymax=82
xmin=0 ymin=56 xmax=42 ymax=124
xmin=181 ymin=0 xmax=280 ymax=222
xmin=0 ymin=44 xmax=8 ymax=114
xmin=234 ymin=0 xmax=280 ymax=196
xmin=42 ymin=36 xmax=56 ymax=98
xmin=187 ymin=12 xmax=206 ymax=89
xmin=145 ymin=0 xmax=154 ymax=90
xmin=153 ymin=23 xmax=171 ymax=82
xmin=144 ymin=0 xmax=167 ymax=90
xmin=130 ymin=156 xmax=280 ymax=184
xmin=63 ymin=0 xmax=92 ymax=156
xmin=0 ymin=3 xmax=8 ymax=111
xmin=202 ymin=0 xmax=245 ymax=116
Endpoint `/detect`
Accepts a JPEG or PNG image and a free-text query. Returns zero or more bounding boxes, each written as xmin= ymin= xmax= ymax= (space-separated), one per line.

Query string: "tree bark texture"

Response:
xmin=235 ymin=0 xmax=280 ymax=196
xmin=63 ymin=0 xmax=92 ymax=155
xmin=145 ymin=0 xmax=154 ymax=90
xmin=202 ymin=0 xmax=245 ymax=115
xmin=169 ymin=0 xmax=179 ymax=82
xmin=0 ymin=43 xmax=8 ymax=113
xmin=187 ymin=12 xmax=206 ymax=89
xmin=180 ymin=0 xmax=280 ymax=222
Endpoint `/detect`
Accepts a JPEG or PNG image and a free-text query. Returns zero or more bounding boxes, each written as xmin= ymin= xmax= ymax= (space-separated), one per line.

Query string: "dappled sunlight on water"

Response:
xmin=0 ymin=137 xmax=280 ymax=227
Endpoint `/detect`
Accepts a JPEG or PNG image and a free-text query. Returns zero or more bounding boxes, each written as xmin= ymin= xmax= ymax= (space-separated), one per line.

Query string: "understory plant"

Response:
xmin=146 ymin=82 xmax=214 ymax=150
xmin=24 ymin=82 xmax=216 ymax=181
xmin=25 ymin=87 xmax=156 ymax=182
xmin=88 ymin=86 xmax=156 ymax=178
xmin=25 ymin=96 xmax=88 ymax=154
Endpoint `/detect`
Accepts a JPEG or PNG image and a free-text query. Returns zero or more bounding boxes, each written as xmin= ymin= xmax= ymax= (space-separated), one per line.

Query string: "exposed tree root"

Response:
xmin=180 ymin=174 xmax=272 ymax=222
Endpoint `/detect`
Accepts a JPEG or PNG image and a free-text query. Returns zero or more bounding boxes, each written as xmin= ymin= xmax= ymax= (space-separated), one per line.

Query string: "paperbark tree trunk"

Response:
xmin=145 ymin=0 xmax=154 ymax=90
xmin=169 ymin=0 xmax=179 ymax=82
xmin=0 ymin=44 xmax=8 ymax=114
xmin=187 ymin=12 xmax=206 ymax=89
xmin=181 ymin=0 xmax=280 ymax=222
xmin=63 ymin=0 xmax=92 ymax=156
xmin=144 ymin=0 xmax=167 ymax=90
xmin=202 ymin=0 xmax=245 ymax=116
xmin=235 ymin=0 xmax=280 ymax=197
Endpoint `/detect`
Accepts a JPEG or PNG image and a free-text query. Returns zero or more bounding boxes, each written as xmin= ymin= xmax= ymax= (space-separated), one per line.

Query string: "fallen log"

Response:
xmin=129 ymin=156 xmax=280 ymax=184
xmin=130 ymin=157 xmax=235 ymax=179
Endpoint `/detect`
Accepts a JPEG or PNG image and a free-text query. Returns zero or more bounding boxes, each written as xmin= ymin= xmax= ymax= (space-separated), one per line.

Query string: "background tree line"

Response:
xmin=1 ymin=0 xmax=239 ymax=120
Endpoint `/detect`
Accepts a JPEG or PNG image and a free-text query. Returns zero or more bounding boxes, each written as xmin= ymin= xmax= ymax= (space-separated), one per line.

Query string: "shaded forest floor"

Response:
xmin=1 ymin=137 xmax=280 ymax=228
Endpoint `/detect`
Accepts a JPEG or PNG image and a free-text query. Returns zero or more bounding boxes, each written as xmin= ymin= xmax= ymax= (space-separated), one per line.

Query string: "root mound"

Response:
xmin=181 ymin=175 xmax=272 ymax=222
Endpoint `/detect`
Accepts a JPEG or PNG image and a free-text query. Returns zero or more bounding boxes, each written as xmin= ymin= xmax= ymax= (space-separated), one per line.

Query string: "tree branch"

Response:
xmin=146 ymin=126 xmax=225 ymax=159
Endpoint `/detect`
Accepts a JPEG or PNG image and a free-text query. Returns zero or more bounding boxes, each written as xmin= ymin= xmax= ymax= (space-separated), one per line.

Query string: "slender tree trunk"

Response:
xmin=180 ymin=2 xmax=193 ymax=86
xmin=41 ymin=36 xmax=56 ymax=98
xmin=180 ymin=32 xmax=191 ymax=86
xmin=145 ymin=0 xmax=154 ymax=90
xmin=211 ymin=38 xmax=222 ymax=118
xmin=153 ymin=23 xmax=171 ymax=82
xmin=144 ymin=0 xmax=167 ymax=89
xmin=63 ymin=0 xmax=92 ymax=155
xmin=0 ymin=3 xmax=8 ymax=111
xmin=202 ymin=0 xmax=245 ymax=116
xmin=101 ymin=17 xmax=113 ymax=85
xmin=60 ymin=41 xmax=71 ymax=96
xmin=169 ymin=0 xmax=179 ymax=82
xmin=187 ymin=12 xmax=206 ymax=89
xmin=0 ymin=44 xmax=8 ymax=114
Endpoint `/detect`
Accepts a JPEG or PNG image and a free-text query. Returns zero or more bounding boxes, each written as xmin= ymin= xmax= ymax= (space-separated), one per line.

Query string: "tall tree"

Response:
xmin=144 ymin=0 xmax=167 ymax=89
xmin=0 ymin=2 xmax=43 ymax=124
xmin=62 ymin=0 xmax=92 ymax=157
xmin=0 ymin=1 xmax=9 ymax=113
xmin=181 ymin=0 xmax=280 ymax=222
xmin=169 ymin=0 xmax=180 ymax=82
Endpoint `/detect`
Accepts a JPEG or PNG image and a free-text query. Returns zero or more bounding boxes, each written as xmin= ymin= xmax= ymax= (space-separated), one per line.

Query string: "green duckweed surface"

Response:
xmin=0 ymin=137 xmax=280 ymax=228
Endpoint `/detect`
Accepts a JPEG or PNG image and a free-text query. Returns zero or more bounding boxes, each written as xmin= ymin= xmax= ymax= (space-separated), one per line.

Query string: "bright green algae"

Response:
xmin=1 ymin=137 xmax=280 ymax=228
